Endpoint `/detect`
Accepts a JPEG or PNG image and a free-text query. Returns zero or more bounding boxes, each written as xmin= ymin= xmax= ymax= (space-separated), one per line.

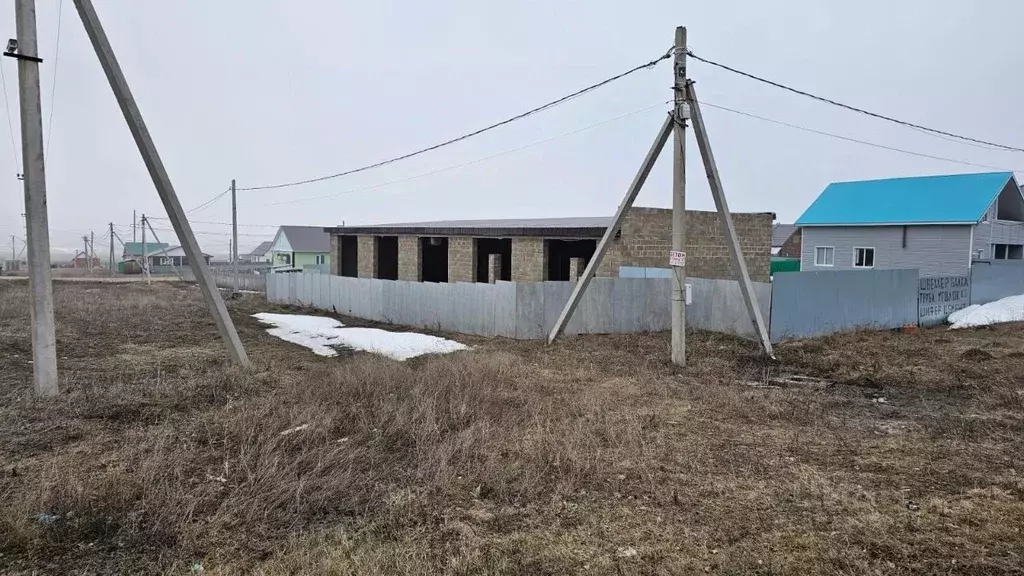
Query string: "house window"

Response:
xmin=278 ymin=253 xmax=291 ymax=265
xmin=814 ymin=246 xmax=835 ymax=267
xmin=993 ymin=244 xmax=1024 ymax=260
xmin=315 ymin=254 xmax=326 ymax=265
xmin=160 ymin=257 xmax=173 ymax=266
xmin=853 ymin=247 xmax=875 ymax=268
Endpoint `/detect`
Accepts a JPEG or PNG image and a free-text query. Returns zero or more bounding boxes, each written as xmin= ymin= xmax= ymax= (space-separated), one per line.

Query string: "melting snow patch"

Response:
xmin=949 ymin=295 xmax=1024 ymax=329
xmin=947 ymin=304 xmax=981 ymax=326
xmin=252 ymin=312 xmax=468 ymax=360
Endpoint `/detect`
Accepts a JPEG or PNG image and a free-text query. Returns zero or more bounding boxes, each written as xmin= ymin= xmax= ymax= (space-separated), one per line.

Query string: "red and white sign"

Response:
xmin=669 ymin=250 xmax=686 ymax=267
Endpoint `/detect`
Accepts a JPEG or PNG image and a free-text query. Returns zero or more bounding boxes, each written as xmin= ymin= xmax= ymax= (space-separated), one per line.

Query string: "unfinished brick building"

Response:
xmin=324 ymin=207 xmax=774 ymax=283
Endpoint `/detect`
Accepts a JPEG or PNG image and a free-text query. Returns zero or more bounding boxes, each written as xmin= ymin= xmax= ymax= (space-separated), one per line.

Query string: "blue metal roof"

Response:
xmin=796 ymin=172 xmax=1016 ymax=226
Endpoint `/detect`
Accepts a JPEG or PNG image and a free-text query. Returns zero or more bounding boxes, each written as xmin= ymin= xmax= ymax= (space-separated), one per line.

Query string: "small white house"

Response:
xmin=795 ymin=172 xmax=1024 ymax=277
xmin=146 ymin=245 xmax=212 ymax=268
xmin=246 ymin=241 xmax=273 ymax=263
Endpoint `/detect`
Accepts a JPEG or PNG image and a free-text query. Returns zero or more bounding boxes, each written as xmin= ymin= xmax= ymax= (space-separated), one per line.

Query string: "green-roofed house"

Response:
xmin=119 ymin=242 xmax=168 ymax=274
xmin=795 ymin=172 xmax=1024 ymax=277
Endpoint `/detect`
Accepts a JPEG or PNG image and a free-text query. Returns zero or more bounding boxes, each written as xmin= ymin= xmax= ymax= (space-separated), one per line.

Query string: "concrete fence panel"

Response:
xmin=770 ymin=269 xmax=919 ymax=342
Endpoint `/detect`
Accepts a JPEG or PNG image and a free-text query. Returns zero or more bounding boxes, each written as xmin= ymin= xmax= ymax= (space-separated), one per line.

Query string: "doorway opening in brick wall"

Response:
xmin=546 ymin=239 xmax=596 ymax=281
xmin=474 ymin=238 xmax=511 ymax=282
xmin=420 ymin=237 xmax=449 ymax=282
xmin=375 ymin=236 xmax=399 ymax=280
xmin=339 ymin=235 xmax=358 ymax=277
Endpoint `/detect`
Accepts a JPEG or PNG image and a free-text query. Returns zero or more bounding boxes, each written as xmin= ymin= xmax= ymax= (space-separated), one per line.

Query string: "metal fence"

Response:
xmin=918 ymin=275 xmax=971 ymax=327
xmin=969 ymin=262 xmax=1024 ymax=305
xmin=178 ymin=268 xmax=267 ymax=292
xmin=266 ymin=273 xmax=770 ymax=340
xmin=770 ymin=269 xmax=919 ymax=341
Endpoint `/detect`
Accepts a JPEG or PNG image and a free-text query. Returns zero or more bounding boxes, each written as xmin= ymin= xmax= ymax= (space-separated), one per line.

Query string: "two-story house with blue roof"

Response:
xmin=795 ymin=172 xmax=1024 ymax=277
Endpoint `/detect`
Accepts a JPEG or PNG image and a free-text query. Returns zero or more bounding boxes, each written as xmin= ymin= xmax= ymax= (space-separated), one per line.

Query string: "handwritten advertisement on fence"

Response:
xmin=919 ymin=275 xmax=970 ymax=326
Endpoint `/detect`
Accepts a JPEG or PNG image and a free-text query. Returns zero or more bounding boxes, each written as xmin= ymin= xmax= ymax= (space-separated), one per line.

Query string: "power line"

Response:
xmin=0 ymin=61 xmax=19 ymax=169
xmin=147 ymin=226 xmax=274 ymax=238
xmin=686 ymin=50 xmax=1024 ymax=154
xmin=237 ymin=51 xmax=672 ymax=192
xmin=147 ymin=216 xmax=280 ymax=228
xmin=269 ymin=100 xmax=672 ymax=207
xmin=699 ymin=100 xmax=1021 ymax=173
xmin=187 ymin=187 xmax=231 ymax=214
xmin=44 ymin=0 xmax=64 ymax=157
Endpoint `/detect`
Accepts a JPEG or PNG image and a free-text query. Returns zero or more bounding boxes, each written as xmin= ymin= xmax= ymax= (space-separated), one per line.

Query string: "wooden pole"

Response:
xmin=548 ymin=115 xmax=673 ymax=342
xmin=686 ymin=82 xmax=774 ymax=357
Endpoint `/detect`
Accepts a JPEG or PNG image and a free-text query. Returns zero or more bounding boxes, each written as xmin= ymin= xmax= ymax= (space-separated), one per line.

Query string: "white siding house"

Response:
xmin=796 ymin=172 xmax=1024 ymax=278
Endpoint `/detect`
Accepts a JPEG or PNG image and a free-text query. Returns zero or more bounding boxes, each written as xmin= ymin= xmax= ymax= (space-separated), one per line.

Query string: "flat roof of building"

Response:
xmin=325 ymin=216 xmax=615 ymax=238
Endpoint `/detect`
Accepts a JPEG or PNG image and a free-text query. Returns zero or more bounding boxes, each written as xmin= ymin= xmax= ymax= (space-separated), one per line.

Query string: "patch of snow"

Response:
xmin=946 ymin=304 xmax=981 ymax=325
xmin=949 ymin=295 xmax=1024 ymax=329
xmin=252 ymin=312 xmax=468 ymax=360
xmin=253 ymin=313 xmax=349 ymax=357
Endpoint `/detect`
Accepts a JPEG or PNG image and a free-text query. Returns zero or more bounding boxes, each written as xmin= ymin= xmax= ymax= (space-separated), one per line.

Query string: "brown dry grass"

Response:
xmin=1 ymin=281 xmax=1023 ymax=575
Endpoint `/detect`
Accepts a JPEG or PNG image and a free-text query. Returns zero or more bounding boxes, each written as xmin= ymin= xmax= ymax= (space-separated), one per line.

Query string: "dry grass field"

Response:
xmin=0 ymin=280 xmax=1022 ymax=575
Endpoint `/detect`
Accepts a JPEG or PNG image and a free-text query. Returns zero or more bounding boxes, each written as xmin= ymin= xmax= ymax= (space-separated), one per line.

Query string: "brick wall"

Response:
xmin=357 ymin=236 xmax=376 ymax=278
xmin=778 ymin=228 xmax=801 ymax=259
xmin=511 ymin=237 xmax=545 ymax=282
xmin=448 ymin=237 xmax=476 ymax=282
xmin=397 ymin=236 xmax=420 ymax=281
xmin=331 ymin=207 xmax=771 ymax=283
xmin=596 ymin=207 xmax=773 ymax=282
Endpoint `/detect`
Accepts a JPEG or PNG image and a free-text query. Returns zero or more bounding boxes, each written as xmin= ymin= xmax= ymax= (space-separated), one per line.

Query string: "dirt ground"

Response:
xmin=0 ymin=280 xmax=1022 ymax=575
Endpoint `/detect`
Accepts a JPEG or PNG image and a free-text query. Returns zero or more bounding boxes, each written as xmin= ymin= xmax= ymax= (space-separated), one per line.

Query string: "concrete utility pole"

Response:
xmin=132 ymin=209 xmax=136 ymax=242
xmin=671 ymin=26 xmax=688 ymax=366
xmin=686 ymin=83 xmax=773 ymax=357
xmin=81 ymin=235 xmax=88 ymax=268
xmin=90 ymin=230 xmax=95 ymax=268
xmin=10 ymin=235 xmax=14 ymax=263
xmin=10 ymin=0 xmax=58 ymax=396
xmin=141 ymin=214 xmax=151 ymax=283
xmin=108 ymin=222 xmax=114 ymax=276
xmin=547 ymin=115 xmax=673 ymax=342
xmin=145 ymin=217 xmax=183 ymax=280
xmin=231 ymin=179 xmax=238 ymax=293
xmin=73 ymin=0 xmax=249 ymax=366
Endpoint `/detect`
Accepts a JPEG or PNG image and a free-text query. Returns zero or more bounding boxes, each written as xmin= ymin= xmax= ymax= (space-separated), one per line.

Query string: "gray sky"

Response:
xmin=2 ymin=0 xmax=1023 ymax=257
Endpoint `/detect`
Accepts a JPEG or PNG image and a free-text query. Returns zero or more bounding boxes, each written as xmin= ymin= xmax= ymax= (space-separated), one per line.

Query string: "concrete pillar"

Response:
xmin=511 ymin=237 xmax=546 ymax=282
xmin=488 ymin=253 xmax=502 ymax=283
xmin=398 ymin=236 xmax=421 ymax=281
xmin=569 ymin=257 xmax=584 ymax=281
xmin=329 ymin=234 xmax=341 ymax=276
xmin=448 ymin=237 xmax=476 ymax=283
xmin=357 ymin=236 xmax=376 ymax=278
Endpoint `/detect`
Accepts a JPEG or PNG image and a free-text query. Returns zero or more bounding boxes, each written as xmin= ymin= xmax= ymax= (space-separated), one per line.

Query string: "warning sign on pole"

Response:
xmin=669 ymin=250 xmax=686 ymax=267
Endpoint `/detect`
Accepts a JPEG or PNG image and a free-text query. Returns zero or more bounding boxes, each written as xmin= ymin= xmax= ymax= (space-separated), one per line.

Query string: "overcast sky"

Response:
xmin=1 ymin=0 xmax=1022 ymax=257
